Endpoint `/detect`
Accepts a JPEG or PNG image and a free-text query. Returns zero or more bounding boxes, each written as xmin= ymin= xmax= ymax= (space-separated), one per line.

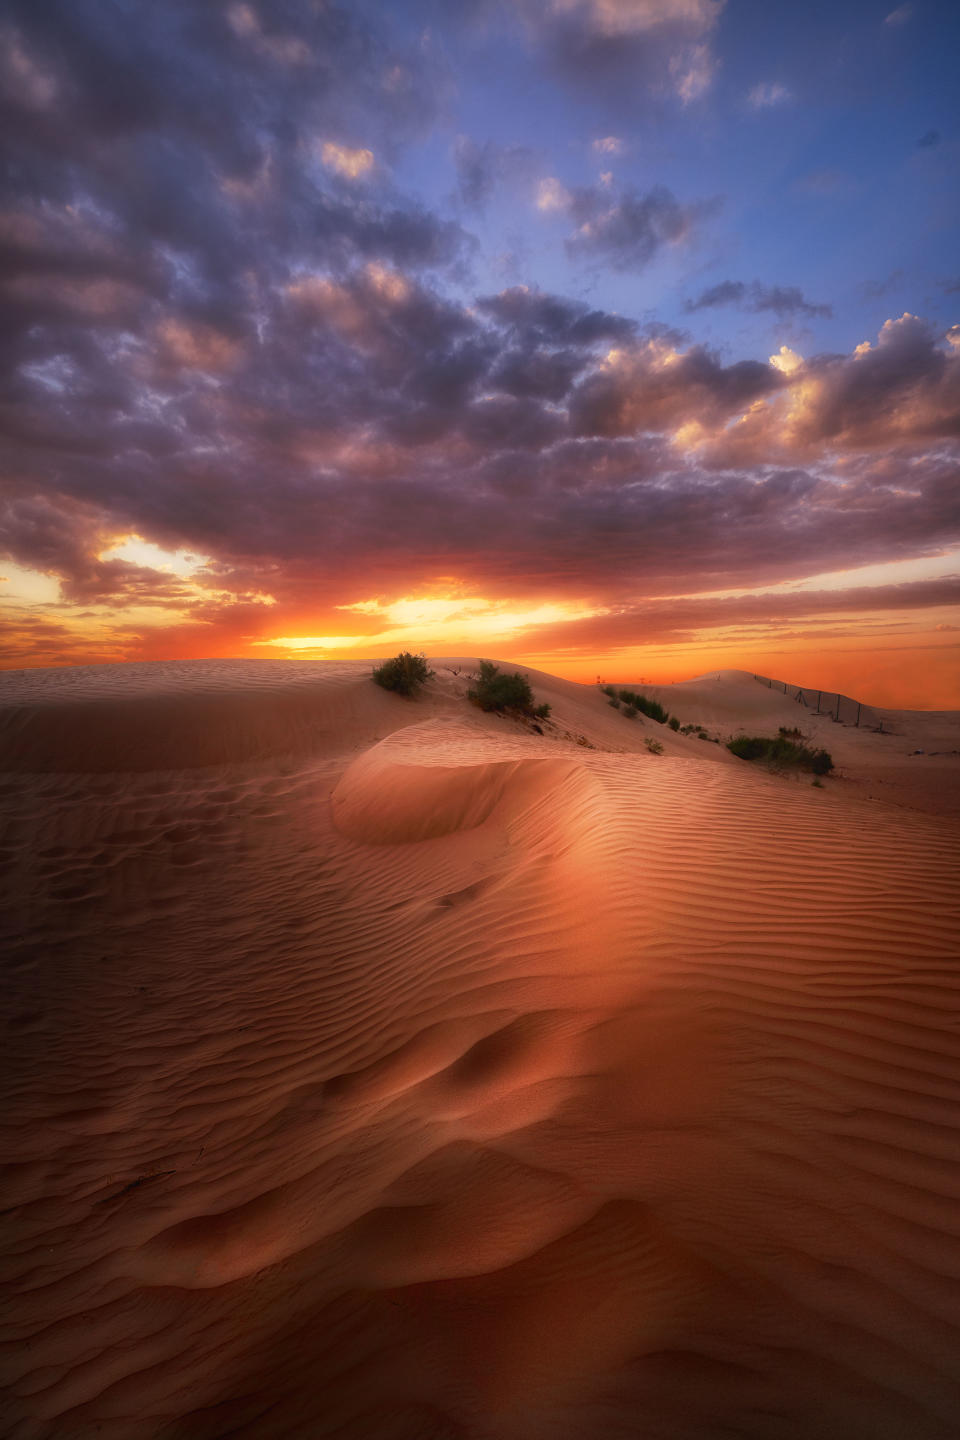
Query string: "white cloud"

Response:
xmin=671 ymin=43 xmax=715 ymax=103
xmin=547 ymin=0 xmax=721 ymax=38
xmin=748 ymin=81 xmax=792 ymax=108
xmin=884 ymin=5 xmax=913 ymax=25
xmin=319 ymin=142 xmax=375 ymax=180
xmin=536 ymin=176 xmax=572 ymax=212
xmin=592 ymin=136 xmax=625 ymax=155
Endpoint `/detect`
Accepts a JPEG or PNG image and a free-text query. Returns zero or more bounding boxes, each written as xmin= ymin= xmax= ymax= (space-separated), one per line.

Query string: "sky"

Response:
xmin=1 ymin=0 xmax=958 ymax=707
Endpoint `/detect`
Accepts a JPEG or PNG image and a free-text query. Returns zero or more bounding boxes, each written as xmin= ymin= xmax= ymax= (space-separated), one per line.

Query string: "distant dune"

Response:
xmin=2 ymin=659 xmax=959 ymax=1439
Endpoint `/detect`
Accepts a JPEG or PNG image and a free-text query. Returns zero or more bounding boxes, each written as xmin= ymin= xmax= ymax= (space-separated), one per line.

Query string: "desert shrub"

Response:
xmin=728 ymin=734 xmax=834 ymax=774
xmin=372 ymin=651 xmax=433 ymax=697
xmin=615 ymin=689 xmax=668 ymax=723
xmin=727 ymin=735 xmax=767 ymax=760
xmin=668 ymin=716 xmax=680 ymax=731
xmin=601 ymin=685 xmax=617 ymax=698
xmin=608 ymin=697 xmax=621 ymax=709
xmin=468 ymin=660 xmax=549 ymax=720
xmin=645 ymin=737 xmax=664 ymax=755
xmin=623 ymin=704 xmax=638 ymax=719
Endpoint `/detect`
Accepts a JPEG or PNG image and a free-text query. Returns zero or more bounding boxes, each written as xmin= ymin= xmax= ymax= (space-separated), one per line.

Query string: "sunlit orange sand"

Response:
xmin=2 ymin=659 xmax=959 ymax=1439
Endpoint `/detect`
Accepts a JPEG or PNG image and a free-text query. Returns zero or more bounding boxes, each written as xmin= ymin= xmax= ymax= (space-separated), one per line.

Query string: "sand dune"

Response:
xmin=2 ymin=659 xmax=959 ymax=1438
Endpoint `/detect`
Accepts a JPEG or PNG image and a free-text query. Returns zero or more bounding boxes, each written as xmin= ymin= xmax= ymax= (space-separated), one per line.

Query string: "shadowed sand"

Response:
xmin=1 ymin=659 xmax=959 ymax=1439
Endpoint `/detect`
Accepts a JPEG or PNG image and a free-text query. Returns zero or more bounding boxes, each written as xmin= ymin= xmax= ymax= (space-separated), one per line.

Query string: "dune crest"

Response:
xmin=2 ymin=658 xmax=959 ymax=1439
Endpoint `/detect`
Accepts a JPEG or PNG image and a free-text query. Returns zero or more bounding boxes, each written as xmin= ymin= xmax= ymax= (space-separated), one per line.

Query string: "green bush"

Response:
xmin=468 ymin=660 xmax=548 ymax=720
xmin=623 ymin=704 xmax=638 ymax=719
xmin=645 ymin=737 xmax=664 ymax=755
xmin=727 ymin=735 xmax=767 ymax=760
xmin=600 ymin=685 xmax=669 ymax=722
xmin=668 ymin=716 xmax=680 ymax=731
xmin=372 ymin=651 xmax=433 ymax=697
xmin=633 ymin=692 xmax=668 ymax=723
xmin=727 ymin=734 xmax=833 ymax=775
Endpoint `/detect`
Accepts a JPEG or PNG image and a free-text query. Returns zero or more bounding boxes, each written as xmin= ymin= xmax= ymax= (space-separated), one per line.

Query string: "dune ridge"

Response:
xmin=1 ymin=658 xmax=959 ymax=1438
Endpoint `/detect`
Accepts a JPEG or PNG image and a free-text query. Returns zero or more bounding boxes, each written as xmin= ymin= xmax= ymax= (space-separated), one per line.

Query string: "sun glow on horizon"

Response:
xmin=257 ymin=594 xmax=604 ymax=655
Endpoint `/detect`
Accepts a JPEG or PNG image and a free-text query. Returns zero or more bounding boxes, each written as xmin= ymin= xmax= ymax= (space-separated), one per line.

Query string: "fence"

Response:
xmin=752 ymin=674 xmax=882 ymax=730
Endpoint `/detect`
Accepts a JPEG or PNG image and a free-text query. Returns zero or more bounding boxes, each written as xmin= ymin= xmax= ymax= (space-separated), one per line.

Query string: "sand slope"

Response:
xmin=1 ymin=659 xmax=959 ymax=1439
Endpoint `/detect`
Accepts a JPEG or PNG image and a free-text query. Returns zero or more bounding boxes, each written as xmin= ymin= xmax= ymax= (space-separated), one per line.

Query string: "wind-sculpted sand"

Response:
xmin=2 ymin=659 xmax=959 ymax=1439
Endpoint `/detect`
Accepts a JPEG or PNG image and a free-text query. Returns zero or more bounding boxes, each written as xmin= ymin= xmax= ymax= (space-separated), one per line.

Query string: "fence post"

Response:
xmin=856 ymin=702 xmax=861 ymax=727
xmin=835 ymin=695 xmax=841 ymax=722
xmin=816 ymin=691 xmax=821 ymax=713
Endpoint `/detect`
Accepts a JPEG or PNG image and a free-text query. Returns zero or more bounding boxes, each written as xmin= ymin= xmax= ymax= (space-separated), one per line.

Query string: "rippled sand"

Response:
xmin=2 ymin=659 xmax=959 ymax=1439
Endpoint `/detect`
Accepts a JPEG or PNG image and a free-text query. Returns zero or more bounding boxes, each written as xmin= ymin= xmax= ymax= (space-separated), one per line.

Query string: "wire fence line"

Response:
xmin=752 ymin=673 xmax=885 ymax=730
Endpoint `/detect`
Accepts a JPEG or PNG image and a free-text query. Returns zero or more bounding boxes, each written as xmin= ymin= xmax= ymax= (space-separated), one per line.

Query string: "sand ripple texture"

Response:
xmin=1 ymin=659 xmax=959 ymax=1440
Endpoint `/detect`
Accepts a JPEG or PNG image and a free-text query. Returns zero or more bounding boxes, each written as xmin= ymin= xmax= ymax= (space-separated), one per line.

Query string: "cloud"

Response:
xmin=568 ymin=185 xmax=699 ymax=269
xmin=319 ymin=142 xmax=375 ymax=179
xmin=542 ymin=1 xmax=722 ymax=39
xmin=453 ymin=137 xmax=537 ymax=212
xmin=797 ymin=313 xmax=960 ymax=447
xmin=536 ymin=176 xmax=573 ymax=212
xmin=685 ymin=281 xmax=832 ymax=318
xmin=701 ymin=314 xmax=960 ymax=466
xmin=747 ymin=82 xmax=791 ymax=108
xmin=517 ymin=0 xmax=725 ymax=107
xmin=0 ymin=22 xmax=59 ymax=110
xmin=542 ymin=178 xmax=715 ymax=270
xmin=884 ymin=5 xmax=913 ymax=25
xmin=1 ymin=0 xmax=958 ymax=674
xmin=569 ymin=334 xmax=784 ymax=437
xmin=4 ymin=280 xmax=959 ymax=643
xmin=475 ymin=285 xmax=636 ymax=344
xmin=510 ymin=575 xmax=960 ymax=654
xmin=917 ymin=130 xmax=941 ymax=149
xmin=592 ymin=135 xmax=625 ymax=155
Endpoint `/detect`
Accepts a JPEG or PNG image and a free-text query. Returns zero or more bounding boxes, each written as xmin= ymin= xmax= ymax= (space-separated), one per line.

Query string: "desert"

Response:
xmin=2 ymin=657 xmax=959 ymax=1439
xmin=3 ymin=1 xmax=960 ymax=1434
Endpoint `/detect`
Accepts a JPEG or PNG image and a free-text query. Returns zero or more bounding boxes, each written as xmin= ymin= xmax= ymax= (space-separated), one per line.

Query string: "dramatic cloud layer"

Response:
xmin=0 ymin=0 xmax=958 ymax=703
xmin=685 ymin=281 xmax=832 ymax=319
